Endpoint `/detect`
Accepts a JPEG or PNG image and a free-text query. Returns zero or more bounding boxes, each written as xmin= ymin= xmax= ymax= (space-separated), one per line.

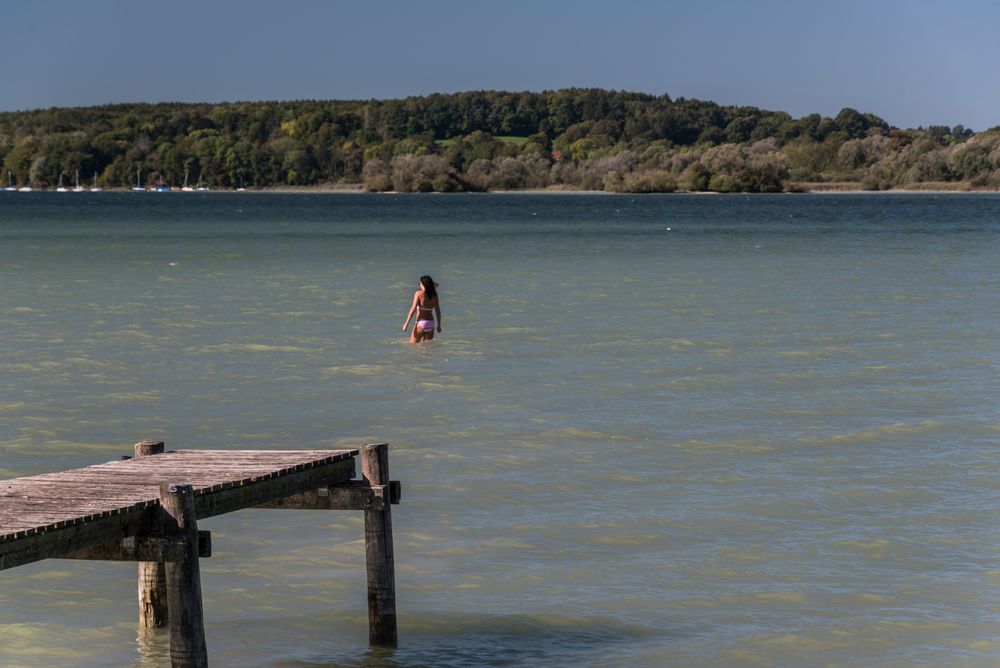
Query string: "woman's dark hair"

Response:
xmin=420 ymin=275 xmax=438 ymax=300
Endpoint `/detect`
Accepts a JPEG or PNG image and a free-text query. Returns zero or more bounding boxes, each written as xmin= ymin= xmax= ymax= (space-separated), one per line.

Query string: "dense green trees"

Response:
xmin=0 ymin=90 xmax=994 ymax=192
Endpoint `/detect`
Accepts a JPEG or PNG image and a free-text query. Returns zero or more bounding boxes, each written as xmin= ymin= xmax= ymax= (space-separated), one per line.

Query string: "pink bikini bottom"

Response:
xmin=416 ymin=320 xmax=435 ymax=331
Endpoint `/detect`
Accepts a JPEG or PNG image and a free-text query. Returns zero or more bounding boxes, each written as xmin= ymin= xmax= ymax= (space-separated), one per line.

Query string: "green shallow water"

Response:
xmin=0 ymin=192 xmax=998 ymax=667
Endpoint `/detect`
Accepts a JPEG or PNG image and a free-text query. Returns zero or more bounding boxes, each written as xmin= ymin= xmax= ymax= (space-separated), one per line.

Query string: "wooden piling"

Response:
xmin=159 ymin=482 xmax=208 ymax=668
xmin=361 ymin=443 xmax=397 ymax=647
xmin=135 ymin=440 xmax=168 ymax=628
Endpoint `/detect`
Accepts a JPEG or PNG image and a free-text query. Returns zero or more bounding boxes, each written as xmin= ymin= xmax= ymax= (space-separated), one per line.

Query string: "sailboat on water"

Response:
xmin=196 ymin=173 xmax=208 ymax=192
xmin=181 ymin=169 xmax=194 ymax=192
xmin=56 ymin=174 xmax=68 ymax=192
xmin=4 ymin=171 xmax=15 ymax=191
xmin=73 ymin=170 xmax=85 ymax=192
xmin=132 ymin=167 xmax=146 ymax=192
xmin=90 ymin=172 xmax=102 ymax=192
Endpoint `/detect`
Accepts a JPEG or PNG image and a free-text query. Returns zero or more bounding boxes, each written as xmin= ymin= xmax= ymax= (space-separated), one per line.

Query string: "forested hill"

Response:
xmin=1 ymin=89 xmax=996 ymax=192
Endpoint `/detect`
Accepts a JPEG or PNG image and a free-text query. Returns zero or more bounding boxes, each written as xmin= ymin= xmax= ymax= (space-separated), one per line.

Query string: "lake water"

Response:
xmin=0 ymin=192 xmax=997 ymax=667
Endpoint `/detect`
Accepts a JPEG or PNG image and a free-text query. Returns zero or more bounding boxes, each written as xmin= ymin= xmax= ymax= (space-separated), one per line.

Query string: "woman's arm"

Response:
xmin=402 ymin=293 xmax=418 ymax=331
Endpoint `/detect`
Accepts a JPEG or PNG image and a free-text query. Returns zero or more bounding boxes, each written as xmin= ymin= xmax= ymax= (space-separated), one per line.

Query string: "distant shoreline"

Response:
xmin=257 ymin=181 xmax=1000 ymax=195
xmin=213 ymin=183 xmax=1000 ymax=197
xmin=205 ymin=180 xmax=1000 ymax=195
xmin=9 ymin=184 xmax=1000 ymax=195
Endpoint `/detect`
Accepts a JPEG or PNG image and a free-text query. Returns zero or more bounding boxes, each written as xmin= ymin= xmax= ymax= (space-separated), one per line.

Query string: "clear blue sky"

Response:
xmin=2 ymin=0 xmax=998 ymax=130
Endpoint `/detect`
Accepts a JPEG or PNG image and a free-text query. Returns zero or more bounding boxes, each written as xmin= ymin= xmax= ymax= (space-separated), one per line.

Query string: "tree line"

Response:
xmin=1 ymin=89 xmax=995 ymax=193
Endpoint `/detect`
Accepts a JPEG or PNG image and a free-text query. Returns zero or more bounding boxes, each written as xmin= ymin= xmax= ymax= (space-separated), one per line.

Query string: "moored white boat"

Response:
xmin=132 ymin=167 xmax=145 ymax=192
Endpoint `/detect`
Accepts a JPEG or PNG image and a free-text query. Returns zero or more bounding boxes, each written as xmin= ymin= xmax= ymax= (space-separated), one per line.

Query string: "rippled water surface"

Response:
xmin=0 ymin=192 xmax=998 ymax=667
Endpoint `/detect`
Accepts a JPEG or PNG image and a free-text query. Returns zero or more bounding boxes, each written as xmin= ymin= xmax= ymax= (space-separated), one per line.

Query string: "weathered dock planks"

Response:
xmin=0 ymin=449 xmax=357 ymax=563
xmin=0 ymin=443 xmax=400 ymax=667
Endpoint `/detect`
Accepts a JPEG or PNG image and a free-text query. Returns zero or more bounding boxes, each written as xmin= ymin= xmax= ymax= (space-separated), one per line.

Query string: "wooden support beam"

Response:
xmin=134 ymin=440 xmax=168 ymax=629
xmin=59 ymin=531 xmax=212 ymax=562
xmin=0 ymin=506 xmax=154 ymax=571
xmin=254 ymin=481 xmax=401 ymax=511
xmin=193 ymin=459 xmax=355 ymax=519
xmin=362 ymin=443 xmax=397 ymax=647
xmin=159 ymin=483 xmax=208 ymax=668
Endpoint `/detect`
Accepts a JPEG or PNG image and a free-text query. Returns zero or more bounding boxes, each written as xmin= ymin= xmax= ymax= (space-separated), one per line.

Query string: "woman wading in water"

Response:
xmin=402 ymin=275 xmax=442 ymax=344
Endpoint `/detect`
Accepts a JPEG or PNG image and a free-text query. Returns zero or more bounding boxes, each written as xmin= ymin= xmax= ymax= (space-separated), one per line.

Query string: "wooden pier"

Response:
xmin=0 ymin=442 xmax=400 ymax=667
